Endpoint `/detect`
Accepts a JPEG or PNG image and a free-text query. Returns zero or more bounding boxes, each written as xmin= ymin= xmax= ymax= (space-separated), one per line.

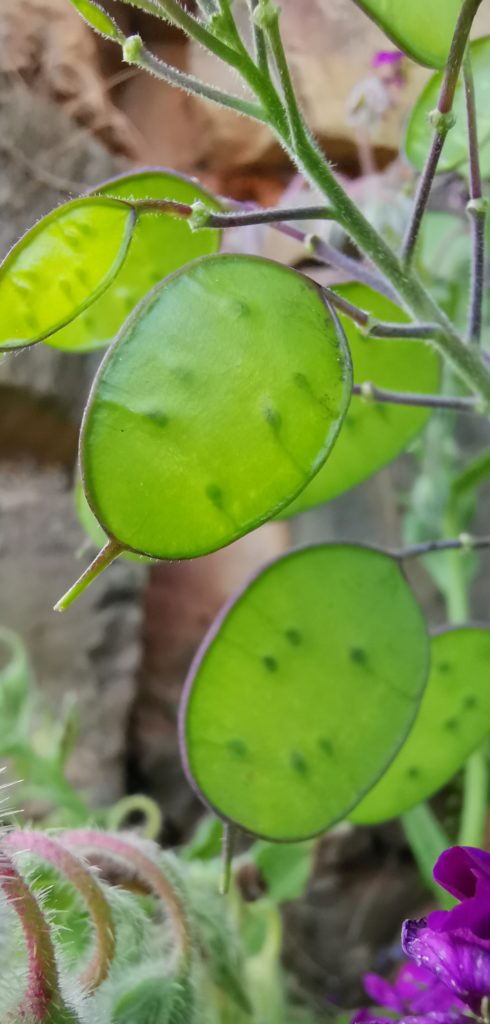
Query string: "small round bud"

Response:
xmin=359 ymin=381 xmax=375 ymax=401
xmin=428 ymin=108 xmax=456 ymax=134
xmin=189 ymin=201 xmax=212 ymax=231
xmin=253 ymin=0 xmax=279 ymax=30
xmin=360 ymin=315 xmax=377 ymax=338
xmin=467 ymin=196 xmax=489 ymax=217
xmin=458 ymin=532 xmax=475 ymax=551
xmin=123 ymin=34 xmax=143 ymax=64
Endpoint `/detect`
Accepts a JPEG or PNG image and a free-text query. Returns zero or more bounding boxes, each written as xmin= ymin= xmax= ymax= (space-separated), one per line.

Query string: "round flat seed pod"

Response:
xmin=179 ymin=544 xmax=429 ymax=841
xmin=355 ymin=0 xmax=464 ymax=68
xmin=81 ymin=255 xmax=352 ymax=560
xmin=351 ymin=626 xmax=490 ymax=824
xmin=0 ymin=198 xmax=135 ymax=351
xmin=281 ymin=284 xmax=439 ymax=516
xmin=47 ymin=170 xmax=221 ymax=353
xmin=405 ymin=38 xmax=490 ymax=177
xmin=74 ymin=479 xmax=152 ymax=564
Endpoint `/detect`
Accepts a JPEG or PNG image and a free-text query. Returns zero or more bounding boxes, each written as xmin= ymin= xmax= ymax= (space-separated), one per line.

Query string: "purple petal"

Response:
xmin=363 ymin=973 xmax=403 ymax=1012
xmin=402 ymin=917 xmax=490 ymax=1013
xmin=433 ymin=847 xmax=490 ymax=901
xmin=428 ymin=885 xmax=490 ymax=944
xmin=372 ymin=50 xmax=404 ymax=68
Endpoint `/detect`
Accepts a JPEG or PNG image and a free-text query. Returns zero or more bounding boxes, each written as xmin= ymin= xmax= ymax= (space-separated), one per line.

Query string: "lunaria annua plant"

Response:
xmin=1 ymin=0 xmax=490 ymax=949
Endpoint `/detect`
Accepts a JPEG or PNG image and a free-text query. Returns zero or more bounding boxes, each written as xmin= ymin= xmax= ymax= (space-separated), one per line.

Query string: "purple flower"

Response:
xmin=353 ymin=847 xmax=490 ymax=1024
xmin=372 ymin=50 xmax=404 ymax=68
xmin=402 ymin=847 xmax=490 ymax=1014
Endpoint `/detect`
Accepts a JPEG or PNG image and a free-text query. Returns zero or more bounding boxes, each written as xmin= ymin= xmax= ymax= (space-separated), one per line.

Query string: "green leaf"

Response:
xmin=0 ymin=198 xmax=135 ymax=351
xmin=74 ymin=478 xmax=152 ymax=563
xmin=67 ymin=0 xmax=125 ymax=41
xmin=180 ymin=544 xmax=429 ymax=841
xmin=280 ymin=284 xmax=439 ymax=516
xmin=249 ymin=841 xmax=313 ymax=903
xmin=405 ymin=37 xmax=490 ymax=177
xmin=81 ymin=255 xmax=352 ymax=560
xmin=47 ymin=170 xmax=222 ymax=353
xmin=0 ymin=628 xmax=32 ymax=739
xmin=112 ymin=975 xmax=195 ymax=1024
xmin=351 ymin=626 xmax=490 ymax=824
xmin=354 ymin=0 xmax=464 ymax=68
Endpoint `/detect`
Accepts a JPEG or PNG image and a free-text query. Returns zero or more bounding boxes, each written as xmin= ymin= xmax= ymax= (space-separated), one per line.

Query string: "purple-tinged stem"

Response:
xmin=352 ymin=383 xmax=478 ymax=413
xmin=463 ymin=48 xmax=487 ymax=345
xmin=62 ymin=831 xmax=192 ymax=973
xmin=4 ymin=831 xmax=116 ymax=992
xmin=396 ymin=533 xmax=490 ymax=560
xmin=0 ymin=849 xmax=63 ymax=1022
xmin=401 ymin=0 xmax=483 ymax=267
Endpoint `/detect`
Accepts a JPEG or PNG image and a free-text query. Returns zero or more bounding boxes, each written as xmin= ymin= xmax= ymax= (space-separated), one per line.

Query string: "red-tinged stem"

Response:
xmin=0 ymin=849 xmax=64 ymax=1022
xmin=352 ymin=383 xmax=478 ymax=413
xmin=463 ymin=48 xmax=487 ymax=345
xmin=61 ymin=831 xmax=192 ymax=973
xmin=401 ymin=0 xmax=484 ymax=267
xmin=4 ymin=832 xmax=116 ymax=992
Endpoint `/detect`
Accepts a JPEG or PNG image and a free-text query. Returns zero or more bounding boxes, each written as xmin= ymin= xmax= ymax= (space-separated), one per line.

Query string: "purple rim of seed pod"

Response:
xmin=177 ymin=541 xmax=430 ymax=842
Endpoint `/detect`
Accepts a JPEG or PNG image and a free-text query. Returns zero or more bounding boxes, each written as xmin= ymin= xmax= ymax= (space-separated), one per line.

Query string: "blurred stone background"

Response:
xmin=0 ymin=0 xmax=489 ymax=1009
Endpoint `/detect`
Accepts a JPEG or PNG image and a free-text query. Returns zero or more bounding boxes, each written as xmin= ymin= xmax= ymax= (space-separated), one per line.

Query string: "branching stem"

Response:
xmin=352 ymin=383 xmax=478 ymax=413
xmin=401 ymin=0 xmax=483 ymax=266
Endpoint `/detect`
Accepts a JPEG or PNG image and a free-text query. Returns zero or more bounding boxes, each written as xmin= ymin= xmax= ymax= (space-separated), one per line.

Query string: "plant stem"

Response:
xmin=260 ymin=2 xmax=306 ymax=147
xmin=442 ymin=504 xmax=489 ymax=848
xmin=206 ymin=204 xmax=337 ymax=227
xmin=125 ymin=40 xmax=268 ymax=121
xmin=352 ymin=384 xmax=478 ymax=412
xmin=402 ymin=804 xmax=453 ymax=907
xmin=463 ymin=48 xmax=487 ymax=346
xmin=401 ymin=0 xmax=483 ymax=267
xmin=397 ymin=534 xmax=490 ymax=560
xmin=63 ymin=831 xmax=193 ymax=974
xmin=54 ymin=540 xmax=123 ymax=612
xmin=219 ymin=823 xmax=237 ymax=895
xmin=4 ymin=832 xmax=116 ymax=992
xmin=249 ymin=0 xmax=269 ymax=74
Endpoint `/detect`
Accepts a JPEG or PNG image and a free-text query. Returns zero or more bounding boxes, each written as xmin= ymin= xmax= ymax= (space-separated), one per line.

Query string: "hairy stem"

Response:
xmin=62 ymin=831 xmax=193 ymax=974
xmin=0 ymin=849 xmax=69 ymax=1022
xmin=401 ymin=0 xmax=483 ymax=266
xmin=463 ymin=48 xmax=488 ymax=345
xmin=4 ymin=832 xmax=116 ymax=992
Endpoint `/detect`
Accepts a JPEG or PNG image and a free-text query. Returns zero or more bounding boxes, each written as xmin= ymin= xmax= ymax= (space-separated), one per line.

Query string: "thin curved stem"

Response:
xmin=249 ymin=0 xmax=269 ymax=74
xmin=206 ymin=204 xmax=337 ymax=227
xmin=352 ymin=384 xmax=478 ymax=413
xmin=401 ymin=0 xmax=484 ymax=267
xmin=463 ymin=48 xmax=487 ymax=345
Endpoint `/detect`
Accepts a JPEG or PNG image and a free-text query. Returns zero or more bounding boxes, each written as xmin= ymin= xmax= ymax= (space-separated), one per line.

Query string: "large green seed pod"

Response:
xmin=352 ymin=625 xmax=490 ymax=823
xmin=80 ymin=255 xmax=352 ymax=562
xmin=47 ymin=169 xmax=221 ymax=353
xmin=0 ymin=198 xmax=135 ymax=351
xmin=180 ymin=544 xmax=429 ymax=841
xmin=354 ymin=0 xmax=464 ymax=68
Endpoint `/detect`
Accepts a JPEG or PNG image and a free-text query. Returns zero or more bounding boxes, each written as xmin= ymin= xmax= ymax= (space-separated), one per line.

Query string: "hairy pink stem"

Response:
xmin=4 ymin=831 xmax=116 ymax=992
xmin=0 ymin=848 xmax=62 ymax=1021
xmin=62 ymin=831 xmax=192 ymax=972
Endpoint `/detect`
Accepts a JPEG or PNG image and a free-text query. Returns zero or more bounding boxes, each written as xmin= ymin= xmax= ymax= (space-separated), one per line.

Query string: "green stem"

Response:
xmin=54 ymin=539 xmax=123 ymax=612
xmin=463 ymin=47 xmax=488 ymax=346
xmin=402 ymin=804 xmax=453 ymax=907
xmin=443 ymin=509 xmax=489 ymax=849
